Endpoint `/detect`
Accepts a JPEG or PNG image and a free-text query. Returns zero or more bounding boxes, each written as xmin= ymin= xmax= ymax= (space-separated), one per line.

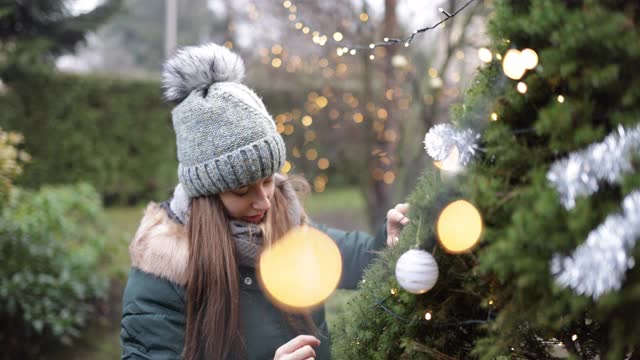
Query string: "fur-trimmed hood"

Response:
xmin=129 ymin=203 xmax=190 ymax=285
xmin=129 ymin=175 xmax=308 ymax=286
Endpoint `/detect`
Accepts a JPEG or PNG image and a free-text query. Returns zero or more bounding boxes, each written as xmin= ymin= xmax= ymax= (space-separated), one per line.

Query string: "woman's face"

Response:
xmin=219 ymin=176 xmax=275 ymax=223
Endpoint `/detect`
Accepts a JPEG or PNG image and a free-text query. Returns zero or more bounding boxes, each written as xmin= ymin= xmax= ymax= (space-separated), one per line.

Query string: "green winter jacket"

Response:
xmin=120 ymin=202 xmax=386 ymax=360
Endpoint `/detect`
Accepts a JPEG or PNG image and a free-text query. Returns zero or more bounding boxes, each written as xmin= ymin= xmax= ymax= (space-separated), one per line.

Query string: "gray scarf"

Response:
xmin=170 ymin=174 xmax=304 ymax=267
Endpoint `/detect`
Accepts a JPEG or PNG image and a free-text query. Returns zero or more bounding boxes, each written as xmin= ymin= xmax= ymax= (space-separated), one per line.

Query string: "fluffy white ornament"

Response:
xmin=395 ymin=249 xmax=439 ymax=294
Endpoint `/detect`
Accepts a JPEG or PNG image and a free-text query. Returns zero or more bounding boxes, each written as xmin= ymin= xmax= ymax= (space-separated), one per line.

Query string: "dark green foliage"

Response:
xmin=333 ymin=0 xmax=640 ymax=358
xmin=0 ymin=0 xmax=122 ymax=68
xmin=0 ymin=70 xmax=176 ymax=205
xmin=0 ymin=183 xmax=110 ymax=358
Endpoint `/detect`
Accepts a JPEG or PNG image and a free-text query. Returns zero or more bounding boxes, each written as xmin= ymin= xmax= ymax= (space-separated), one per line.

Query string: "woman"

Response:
xmin=120 ymin=43 xmax=409 ymax=360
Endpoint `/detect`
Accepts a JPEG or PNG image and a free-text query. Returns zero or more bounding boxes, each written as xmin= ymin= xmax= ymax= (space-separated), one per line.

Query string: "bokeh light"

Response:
xmin=433 ymin=146 xmax=460 ymax=172
xmin=502 ymin=49 xmax=526 ymax=80
xmin=478 ymin=48 xmax=492 ymax=63
xmin=520 ymin=48 xmax=538 ymax=70
xmin=258 ymin=226 xmax=342 ymax=311
xmin=436 ymin=200 xmax=483 ymax=253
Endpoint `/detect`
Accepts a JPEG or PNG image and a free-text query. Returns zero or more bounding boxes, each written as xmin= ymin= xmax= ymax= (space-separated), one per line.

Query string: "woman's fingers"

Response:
xmin=274 ymin=335 xmax=320 ymax=359
xmin=284 ymin=345 xmax=317 ymax=360
xmin=387 ymin=203 xmax=410 ymax=246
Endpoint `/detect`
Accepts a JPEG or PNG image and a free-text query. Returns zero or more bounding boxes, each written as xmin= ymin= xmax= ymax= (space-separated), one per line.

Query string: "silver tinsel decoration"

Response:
xmin=551 ymin=190 xmax=640 ymax=299
xmin=423 ymin=123 xmax=480 ymax=166
xmin=547 ymin=124 xmax=640 ymax=209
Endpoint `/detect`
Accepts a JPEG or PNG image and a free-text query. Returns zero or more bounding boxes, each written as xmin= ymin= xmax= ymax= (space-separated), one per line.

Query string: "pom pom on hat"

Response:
xmin=162 ymin=43 xmax=245 ymax=103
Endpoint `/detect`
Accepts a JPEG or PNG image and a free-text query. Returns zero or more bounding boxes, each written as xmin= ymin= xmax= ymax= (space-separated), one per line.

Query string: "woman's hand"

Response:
xmin=386 ymin=203 xmax=410 ymax=247
xmin=274 ymin=335 xmax=321 ymax=360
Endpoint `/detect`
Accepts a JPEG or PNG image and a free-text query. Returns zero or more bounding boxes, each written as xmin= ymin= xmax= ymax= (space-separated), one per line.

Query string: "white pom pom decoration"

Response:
xmin=395 ymin=249 xmax=439 ymax=294
xmin=162 ymin=43 xmax=246 ymax=103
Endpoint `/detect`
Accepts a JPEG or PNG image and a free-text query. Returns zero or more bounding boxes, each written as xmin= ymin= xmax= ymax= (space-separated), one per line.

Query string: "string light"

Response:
xmin=369 ymin=54 xmax=375 ymax=60
xmin=333 ymin=32 xmax=343 ymax=41
xmin=491 ymin=112 xmax=498 ymax=121
xmin=502 ymin=49 xmax=526 ymax=80
xmin=520 ymin=48 xmax=539 ymax=69
xmin=424 ymin=312 xmax=432 ymax=320
xmin=478 ymin=47 xmax=492 ymax=63
xmin=557 ymin=95 xmax=565 ymax=103
xmin=341 ymin=0 xmax=476 ymax=52
xmin=517 ymin=81 xmax=528 ymax=94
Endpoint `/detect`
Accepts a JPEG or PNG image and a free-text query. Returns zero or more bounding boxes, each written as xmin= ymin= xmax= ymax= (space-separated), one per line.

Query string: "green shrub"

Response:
xmin=0 ymin=69 xmax=176 ymax=205
xmin=0 ymin=183 xmax=110 ymax=358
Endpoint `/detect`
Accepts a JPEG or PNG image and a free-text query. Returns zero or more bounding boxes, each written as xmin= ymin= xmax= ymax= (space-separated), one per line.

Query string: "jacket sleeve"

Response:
xmin=312 ymin=221 xmax=387 ymax=290
xmin=121 ymin=268 xmax=186 ymax=360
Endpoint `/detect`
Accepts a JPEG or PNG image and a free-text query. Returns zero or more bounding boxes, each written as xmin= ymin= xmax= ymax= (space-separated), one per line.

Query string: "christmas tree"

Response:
xmin=332 ymin=0 xmax=640 ymax=358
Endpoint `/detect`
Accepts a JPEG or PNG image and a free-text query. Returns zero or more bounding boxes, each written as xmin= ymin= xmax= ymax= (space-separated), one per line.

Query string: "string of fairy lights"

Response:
xmin=251 ymin=0 xmax=480 ymax=193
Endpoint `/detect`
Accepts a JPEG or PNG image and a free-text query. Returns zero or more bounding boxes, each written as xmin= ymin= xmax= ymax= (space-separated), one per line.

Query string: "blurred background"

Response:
xmin=0 ymin=0 xmax=489 ymax=358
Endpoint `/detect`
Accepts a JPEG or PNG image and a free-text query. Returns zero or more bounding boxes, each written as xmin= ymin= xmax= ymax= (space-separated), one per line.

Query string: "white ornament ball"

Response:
xmin=395 ymin=249 xmax=439 ymax=294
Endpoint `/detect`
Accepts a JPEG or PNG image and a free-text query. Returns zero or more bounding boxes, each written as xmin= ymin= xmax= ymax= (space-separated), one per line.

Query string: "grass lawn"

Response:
xmin=55 ymin=186 xmax=366 ymax=358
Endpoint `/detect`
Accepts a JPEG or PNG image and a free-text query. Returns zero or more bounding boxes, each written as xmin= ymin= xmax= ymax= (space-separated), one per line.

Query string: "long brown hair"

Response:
xmin=183 ymin=176 xmax=316 ymax=360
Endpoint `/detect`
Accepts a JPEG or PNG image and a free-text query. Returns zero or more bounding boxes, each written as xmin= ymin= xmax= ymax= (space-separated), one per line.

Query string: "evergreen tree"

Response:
xmin=0 ymin=0 xmax=122 ymax=70
xmin=332 ymin=0 xmax=640 ymax=358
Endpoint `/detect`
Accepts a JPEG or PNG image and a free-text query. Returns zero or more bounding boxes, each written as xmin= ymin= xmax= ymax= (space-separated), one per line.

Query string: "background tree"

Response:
xmin=0 ymin=0 xmax=122 ymax=71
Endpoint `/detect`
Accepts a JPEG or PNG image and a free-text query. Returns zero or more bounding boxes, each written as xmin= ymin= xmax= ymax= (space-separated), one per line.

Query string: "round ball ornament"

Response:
xmin=395 ymin=249 xmax=439 ymax=294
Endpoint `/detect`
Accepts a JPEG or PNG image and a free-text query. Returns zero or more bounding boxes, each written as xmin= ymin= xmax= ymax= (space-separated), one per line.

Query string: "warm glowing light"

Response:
xmin=271 ymin=44 xmax=283 ymax=55
xmin=271 ymin=58 xmax=282 ymax=68
xmin=349 ymin=49 xmax=357 ymax=55
xmin=571 ymin=334 xmax=578 ymax=341
xmin=258 ymin=226 xmax=342 ymax=311
xmin=281 ymin=160 xmax=292 ymax=174
xmin=276 ymin=123 xmax=285 ymax=134
xmin=359 ymin=13 xmax=369 ymax=22
xmin=557 ymin=95 xmax=565 ymax=103
xmin=295 ymin=22 xmax=303 ymax=29
xmin=517 ymin=82 xmax=528 ymax=94
xmin=404 ymin=42 xmax=410 ymax=47
xmin=390 ymin=288 xmax=397 ymax=295
xmin=288 ymin=14 xmax=296 ymax=21
xmin=491 ymin=112 xmax=498 ymax=121
xmin=306 ymin=149 xmax=318 ymax=160
xmin=317 ymin=158 xmax=330 ymax=170
xmin=502 ymin=49 xmax=526 ymax=80
xmin=377 ymin=108 xmax=388 ymax=119
xmin=495 ymin=53 xmax=502 ymax=60
xmin=315 ymin=96 xmax=328 ymax=108
xmin=383 ymin=171 xmax=395 ymax=184
xmin=302 ymin=27 xmax=309 ymax=34
xmin=369 ymin=54 xmax=375 ymax=60
xmin=353 ymin=112 xmax=364 ymax=123
xmin=478 ymin=47 xmax=492 ymax=63
xmin=488 ymin=299 xmax=494 ymax=305
xmin=284 ymin=124 xmax=295 ymax=136
xmin=433 ymin=146 xmax=460 ymax=172
xmin=436 ymin=200 xmax=483 ymax=253
xmin=425 ymin=312 xmax=432 ymax=320
xmin=301 ymin=115 xmax=313 ymax=126
xmin=428 ymin=68 xmax=438 ymax=78
xmin=283 ymin=0 xmax=291 ymax=8
xmin=520 ymin=48 xmax=538 ymax=70
xmin=333 ymin=32 xmax=343 ymax=41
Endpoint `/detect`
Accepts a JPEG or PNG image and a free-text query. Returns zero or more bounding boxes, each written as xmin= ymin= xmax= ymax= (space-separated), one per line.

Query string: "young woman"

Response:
xmin=120 ymin=43 xmax=409 ymax=360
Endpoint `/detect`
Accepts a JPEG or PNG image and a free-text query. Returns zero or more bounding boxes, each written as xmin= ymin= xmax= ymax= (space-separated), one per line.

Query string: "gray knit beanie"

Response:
xmin=162 ymin=43 xmax=286 ymax=198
